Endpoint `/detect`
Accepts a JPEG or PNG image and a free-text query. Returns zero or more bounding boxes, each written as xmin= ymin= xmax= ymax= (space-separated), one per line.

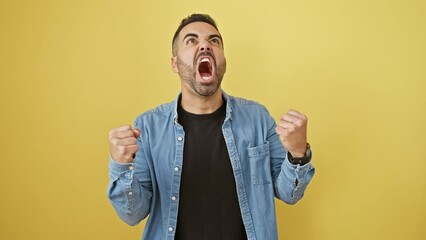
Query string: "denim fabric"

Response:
xmin=107 ymin=92 xmax=315 ymax=240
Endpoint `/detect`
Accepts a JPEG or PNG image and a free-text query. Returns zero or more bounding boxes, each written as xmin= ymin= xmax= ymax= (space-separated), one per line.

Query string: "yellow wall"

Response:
xmin=1 ymin=0 xmax=424 ymax=239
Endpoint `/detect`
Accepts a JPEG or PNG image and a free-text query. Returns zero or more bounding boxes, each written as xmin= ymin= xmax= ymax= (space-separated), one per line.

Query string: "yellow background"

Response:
xmin=0 ymin=0 xmax=424 ymax=239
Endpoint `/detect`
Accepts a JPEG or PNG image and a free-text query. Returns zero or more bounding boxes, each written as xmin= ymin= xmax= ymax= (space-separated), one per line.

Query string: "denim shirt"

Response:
xmin=107 ymin=92 xmax=315 ymax=240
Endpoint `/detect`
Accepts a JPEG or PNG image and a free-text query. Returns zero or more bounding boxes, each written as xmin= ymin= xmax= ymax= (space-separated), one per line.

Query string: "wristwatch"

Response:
xmin=288 ymin=143 xmax=311 ymax=166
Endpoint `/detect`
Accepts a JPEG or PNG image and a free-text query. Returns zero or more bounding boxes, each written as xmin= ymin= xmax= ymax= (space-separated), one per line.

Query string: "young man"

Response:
xmin=107 ymin=14 xmax=315 ymax=240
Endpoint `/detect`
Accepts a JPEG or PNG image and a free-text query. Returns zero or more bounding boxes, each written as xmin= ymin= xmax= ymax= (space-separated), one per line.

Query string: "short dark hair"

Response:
xmin=172 ymin=13 xmax=220 ymax=56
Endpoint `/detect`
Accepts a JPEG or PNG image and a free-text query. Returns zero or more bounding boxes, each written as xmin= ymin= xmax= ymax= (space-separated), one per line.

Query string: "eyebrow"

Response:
xmin=208 ymin=34 xmax=223 ymax=43
xmin=182 ymin=33 xmax=223 ymax=44
xmin=182 ymin=33 xmax=198 ymax=42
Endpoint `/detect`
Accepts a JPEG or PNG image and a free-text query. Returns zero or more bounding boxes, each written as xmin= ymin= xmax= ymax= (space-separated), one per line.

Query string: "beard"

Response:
xmin=176 ymin=55 xmax=226 ymax=97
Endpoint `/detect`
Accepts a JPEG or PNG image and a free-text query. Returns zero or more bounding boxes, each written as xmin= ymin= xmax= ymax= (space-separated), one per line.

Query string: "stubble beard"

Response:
xmin=176 ymin=56 xmax=226 ymax=97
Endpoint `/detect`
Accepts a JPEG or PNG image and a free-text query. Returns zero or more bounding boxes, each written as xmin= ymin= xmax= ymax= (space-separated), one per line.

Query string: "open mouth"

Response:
xmin=198 ymin=57 xmax=213 ymax=80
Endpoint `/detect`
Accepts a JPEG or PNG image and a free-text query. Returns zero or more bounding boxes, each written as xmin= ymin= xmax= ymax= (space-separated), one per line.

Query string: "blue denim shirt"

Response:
xmin=107 ymin=92 xmax=315 ymax=240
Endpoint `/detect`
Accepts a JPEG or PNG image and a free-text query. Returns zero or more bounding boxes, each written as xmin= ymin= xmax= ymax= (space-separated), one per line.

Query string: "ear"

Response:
xmin=171 ymin=56 xmax=179 ymax=73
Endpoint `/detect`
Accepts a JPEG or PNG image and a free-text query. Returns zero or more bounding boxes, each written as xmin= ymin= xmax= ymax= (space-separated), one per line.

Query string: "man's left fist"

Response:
xmin=275 ymin=110 xmax=308 ymax=157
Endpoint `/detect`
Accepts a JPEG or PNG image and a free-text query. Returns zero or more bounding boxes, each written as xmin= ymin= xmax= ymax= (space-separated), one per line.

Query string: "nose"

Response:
xmin=199 ymin=39 xmax=212 ymax=52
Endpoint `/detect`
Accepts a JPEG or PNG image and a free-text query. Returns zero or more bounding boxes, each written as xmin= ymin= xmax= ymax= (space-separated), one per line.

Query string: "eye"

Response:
xmin=186 ymin=38 xmax=197 ymax=45
xmin=210 ymin=38 xmax=221 ymax=45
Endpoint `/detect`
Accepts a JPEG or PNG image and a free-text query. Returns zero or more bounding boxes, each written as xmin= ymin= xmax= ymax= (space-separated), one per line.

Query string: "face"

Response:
xmin=172 ymin=22 xmax=226 ymax=97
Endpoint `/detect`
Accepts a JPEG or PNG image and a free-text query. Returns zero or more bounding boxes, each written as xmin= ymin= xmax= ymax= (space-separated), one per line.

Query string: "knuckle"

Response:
xmin=294 ymin=120 xmax=303 ymax=127
xmin=127 ymin=147 xmax=138 ymax=156
xmin=110 ymin=138 xmax=118 ymax=145
xmin=117 ymin=145 xmax=126 ymax=154
xmin=109 ymin=130 xmax=118 ymax=139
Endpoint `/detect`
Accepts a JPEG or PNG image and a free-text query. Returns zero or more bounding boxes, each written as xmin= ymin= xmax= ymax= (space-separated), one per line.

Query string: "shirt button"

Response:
xmin=129 ymin=166 xmax=134 ymax=170
xmin=168 ymin=227 xmax=174 ymax=232
xmin=177 ymin=136 xmax=183 ymax=141
xmin=174 ymin=167 xmax=179 ymax=172
xmin=128 ymin=191 xmax=133 ymax=195
xmin=171 ymin=196 xmax=177 ymax=201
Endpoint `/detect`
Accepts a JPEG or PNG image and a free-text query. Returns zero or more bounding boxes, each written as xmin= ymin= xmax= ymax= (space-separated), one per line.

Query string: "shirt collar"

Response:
xmin=172 ymin=90 xmax=233 ymax=124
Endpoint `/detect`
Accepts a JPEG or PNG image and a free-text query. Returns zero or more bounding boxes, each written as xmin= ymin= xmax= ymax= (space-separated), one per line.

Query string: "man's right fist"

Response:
xmin=109 ymin=125 xmax=141 ymax=163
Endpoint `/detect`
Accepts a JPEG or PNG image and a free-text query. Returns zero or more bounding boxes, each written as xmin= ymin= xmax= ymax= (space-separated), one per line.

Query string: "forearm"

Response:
xmin=273 ymin=155 xmax=315 ymax=204
xmin=107 ymin=157 xmax=152 ymax=225
xmin=266 ymin=117 xmax=315 ymax=204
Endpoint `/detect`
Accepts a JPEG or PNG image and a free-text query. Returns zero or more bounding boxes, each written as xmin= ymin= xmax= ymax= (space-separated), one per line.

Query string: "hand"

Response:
xmin=109 ymin=125 xmax=141 ymax=163
xmin=275 ymin=110 xmax=308 ymax=157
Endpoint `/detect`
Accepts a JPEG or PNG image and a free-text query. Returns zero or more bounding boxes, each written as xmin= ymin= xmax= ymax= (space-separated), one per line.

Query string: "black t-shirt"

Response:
xmin=175 ymin=100 xmax=247 ymax=240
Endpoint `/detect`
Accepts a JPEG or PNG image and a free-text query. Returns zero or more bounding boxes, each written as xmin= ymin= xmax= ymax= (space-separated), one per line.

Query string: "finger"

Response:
xmin=111 ymin=129 xmax=136 ymax=139
xmin=281 ymin=113 xmax=299 ymax=123
xmin=116 ymin=145 xmax=139 ymax=161
xmin=114 ymin=137 xmax=138 ymax=146
xmin=277 ymin=120 xmax=295 ymax=130
xmin=110 ymin=137 xmax=132 ymax=147
xmin=126 ymin=144 xmax=139 ymax=155
xmin=115 ymin=144 xmax=139 ymax=156
xmin=110 ymin=125 xmax=132 ymax=134
xmin=282 ymin=114 xmax=306 ymax=127
xmin=275 ymin=126 xmax=289 ymax=137
xmin=287 ymin=110 xmax=307 ymax=121
xmin=133 ymin=128 xmax=141 ymax=138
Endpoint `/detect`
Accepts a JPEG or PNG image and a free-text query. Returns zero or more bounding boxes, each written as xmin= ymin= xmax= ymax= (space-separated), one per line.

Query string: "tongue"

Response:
xmin=198 ymin=62 xmax=212 ymax=78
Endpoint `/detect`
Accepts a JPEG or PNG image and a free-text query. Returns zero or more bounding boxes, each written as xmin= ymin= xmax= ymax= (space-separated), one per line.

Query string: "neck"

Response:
xmin=180 ymin=89 xmax=223 ymax=114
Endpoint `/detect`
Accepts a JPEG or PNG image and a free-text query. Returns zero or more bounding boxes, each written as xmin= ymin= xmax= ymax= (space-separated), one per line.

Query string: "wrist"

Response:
xmin=288 ymin=143 xmax=311 ymax=165
xmin=289 ymin=151 xmax=305 ymax=158
xmin=289 ymin=143 xmax=309 ymax=157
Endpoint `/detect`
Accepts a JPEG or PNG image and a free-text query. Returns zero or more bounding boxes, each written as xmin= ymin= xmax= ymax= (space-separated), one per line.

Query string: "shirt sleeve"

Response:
xmin=266 ymin=114 xmax=315 ymax=205
xmin=106 ymin=123 xmax=153 ymax=226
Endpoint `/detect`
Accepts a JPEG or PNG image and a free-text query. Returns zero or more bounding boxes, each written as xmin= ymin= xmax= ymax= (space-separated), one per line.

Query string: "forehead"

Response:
xmin=179 ymin=22 xmax=221 ymax=39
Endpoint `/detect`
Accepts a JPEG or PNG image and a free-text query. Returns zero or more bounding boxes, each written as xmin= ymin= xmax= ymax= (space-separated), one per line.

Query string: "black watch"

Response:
xmin=288 ymin=143 xmax=311 ymax=166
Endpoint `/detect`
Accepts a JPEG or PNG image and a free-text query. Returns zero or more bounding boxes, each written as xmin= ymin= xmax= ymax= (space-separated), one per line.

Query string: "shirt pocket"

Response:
xmin=248 ymin=142 xmax=272 ymax=185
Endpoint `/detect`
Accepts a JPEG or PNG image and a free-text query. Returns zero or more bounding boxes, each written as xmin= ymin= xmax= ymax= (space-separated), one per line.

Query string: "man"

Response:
xmin=107 ymin=14 xmax=315 ymax=240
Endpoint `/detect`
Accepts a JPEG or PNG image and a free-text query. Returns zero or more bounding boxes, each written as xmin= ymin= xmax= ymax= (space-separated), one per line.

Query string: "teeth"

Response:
xmin=202 ymin=76 xmax=210 ymax=80
xmin=200 ymin=58 xmax=210 ymax=63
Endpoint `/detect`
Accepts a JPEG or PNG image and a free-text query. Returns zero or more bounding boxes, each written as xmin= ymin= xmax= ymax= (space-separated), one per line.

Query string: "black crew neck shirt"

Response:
xmin=175 ymin=100 xmax=247 ymax=240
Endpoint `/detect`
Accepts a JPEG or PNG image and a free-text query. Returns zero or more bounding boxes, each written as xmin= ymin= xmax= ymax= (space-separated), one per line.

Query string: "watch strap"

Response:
xmin=288 ymin=143 xmax=311 ymax=166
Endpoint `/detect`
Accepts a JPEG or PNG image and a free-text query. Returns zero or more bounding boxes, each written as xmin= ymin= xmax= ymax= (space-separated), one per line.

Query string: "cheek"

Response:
xmin=214 ymin=51 xmax=226 ymax=65
xmin=182 ymin=48 xmax=198 ymax=59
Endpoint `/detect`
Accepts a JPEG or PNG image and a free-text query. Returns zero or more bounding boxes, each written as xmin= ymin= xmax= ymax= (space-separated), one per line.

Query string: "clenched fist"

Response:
xmin=275 ymin=110 xmax=308 ymax=157
xmin=109 ymin=125 xmax=140 ymax=163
